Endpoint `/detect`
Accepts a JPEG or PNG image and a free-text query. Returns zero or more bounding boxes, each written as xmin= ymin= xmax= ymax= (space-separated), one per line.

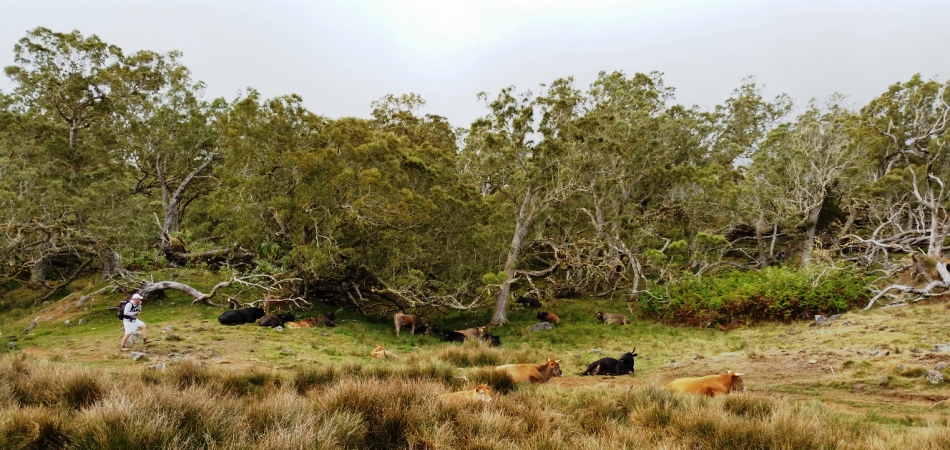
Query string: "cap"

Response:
xmin=132 ymin=293 xmax=144 ymax=300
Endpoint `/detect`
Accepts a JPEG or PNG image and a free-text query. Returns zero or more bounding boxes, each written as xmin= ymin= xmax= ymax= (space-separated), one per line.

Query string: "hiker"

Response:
xmin=120 ymin=293 xmax=148 ymax=350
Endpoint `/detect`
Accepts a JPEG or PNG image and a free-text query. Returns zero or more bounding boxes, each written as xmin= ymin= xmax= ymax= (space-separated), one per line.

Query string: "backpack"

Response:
xmin=117 ymin=300 xmax=129 ymax=320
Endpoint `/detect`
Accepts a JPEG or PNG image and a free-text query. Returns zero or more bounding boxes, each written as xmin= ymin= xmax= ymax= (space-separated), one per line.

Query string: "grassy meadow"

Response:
xmin=2 ymin=272 xmax=950 ymax=449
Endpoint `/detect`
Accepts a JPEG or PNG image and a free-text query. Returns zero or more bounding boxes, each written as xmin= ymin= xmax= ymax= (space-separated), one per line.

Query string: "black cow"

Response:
xmin=581 ymin=349 xmax=637 ymax=376
xmin=218 ymin=307 xmax=266 ymax=326
xmin=515 ymin=296 xmax=541 ymax=308
xmin=259 ymin=313 xmax=295 ymax=328
xmin=430 ymin=325 xmax=466 ymax=342
xmin=481 ymin=333 xmax=501 ymax=347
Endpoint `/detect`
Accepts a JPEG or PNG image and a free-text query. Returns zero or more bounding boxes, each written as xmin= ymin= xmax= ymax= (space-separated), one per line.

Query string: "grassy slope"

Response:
xmin=3 ymin=271 xmax=950 ymax=425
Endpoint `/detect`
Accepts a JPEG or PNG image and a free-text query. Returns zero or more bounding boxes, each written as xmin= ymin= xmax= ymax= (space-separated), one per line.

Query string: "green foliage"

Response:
xmin=635 ymin=266 xmax=869 ymax=328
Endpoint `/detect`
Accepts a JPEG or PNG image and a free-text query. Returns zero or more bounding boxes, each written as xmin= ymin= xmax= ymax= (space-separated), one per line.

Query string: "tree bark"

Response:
xmin=490 ymin=188 xmax=534 ymax=326
xmin=801 ymin=201 xmax=823 ymax=268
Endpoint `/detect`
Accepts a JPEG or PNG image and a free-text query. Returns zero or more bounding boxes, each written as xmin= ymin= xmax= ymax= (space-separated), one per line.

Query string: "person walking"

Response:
xmin=120 ymin=293 xmax=148 ymax=351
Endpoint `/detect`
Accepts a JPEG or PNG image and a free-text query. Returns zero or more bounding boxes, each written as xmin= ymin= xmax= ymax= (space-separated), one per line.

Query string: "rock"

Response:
xmin=165 ymin=333 xmax=182 ymax=341
xmin=843 ymin=321 xmax=852 ymax=326
xmin=933 ymin=344 xmax=950 ymax=353
xmin=808 ymin=359 xmax=818 ymax=364
xmin=828 ymin=314 xmax=842 ymax=320
xmin=130 ymin=352 xmax=148 ymax=361
xmin=936 ymin=362 xmax=948 ymax=371
xmin=64 ymin=320 xmax=71 ymax=325
xmin=78 ymin=319 xmax=86 ymax=325
xmin=815 ymin=315 xmax=828 ymax=325
xmin=162 ymin=326 xmax=174 ymax=333
xmin=531 ymin=322 xmax=554 ymax=332
xmin=589 ymin=348 xmax=605 ymax=354
xmin=148 ymin=362 xmax=167 ymax=370
xmin=322 ymin=332 xmax=329 ymax=337
xmin=926 ymin=370 xmax=944 ymax=384
xmin=911 ymin=347 xmax=922 ymax=354
xmin=6 ymin=342 xmax=16 ymax=350
xmin=281 ymin=348 xmax=294 ymax=356
xmin=875 ymin=376 xmax=890 ymax=387
xmin=276 ymin=326 xmax=284 ymax=332
xmin=691 ymin=354 xmax=704 ymax=360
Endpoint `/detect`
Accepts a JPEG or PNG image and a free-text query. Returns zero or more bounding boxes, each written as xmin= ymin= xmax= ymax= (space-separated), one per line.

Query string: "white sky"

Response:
xmin=1 ymin=0 xmax=948 ymax=128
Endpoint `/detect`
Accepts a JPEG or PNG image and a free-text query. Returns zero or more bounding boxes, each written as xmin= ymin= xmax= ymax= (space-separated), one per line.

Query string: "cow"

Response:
xmin=259 ymin=313 xmax=295 ymax=328
xmin=317 ymin=311 xmax=337 ymax=327
xmin=536 ymin=311 xmax=560 ymax=325
xmin=456 ymin=327 xmax=485 ymax=339
xmin=495 ymin=359 xmax=563 ymax=383
xmin=218 ymin=307 xmax=266 ymax=326
xmin=581 ymin=349 xmax=637 ymax=376
xmin=481 ymin=333 xmax=501 ymax=347
xmin=515 ymin=296 xmax=542 ymax=308
xmin=262 ymin=294 xmax=294 ymax=315
xmin=666 ymin=371 xmax=746 ymax=397
xmin=371 ymin=344 xmax=398 ymax=359
xmin=595 ymin=311 xmax=630 ymax=325
xmin=285 ymin=317 xmax=317 ymax=329
xmin=394 ymin=312 xmax=428 ymax=336
xmin=430 ymin=325 xmax=466 ymax=342
xmin=438 ymin=384 xmax=493 ymax=406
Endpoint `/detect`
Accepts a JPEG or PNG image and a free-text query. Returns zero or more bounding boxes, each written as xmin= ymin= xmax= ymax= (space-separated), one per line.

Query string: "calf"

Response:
xmin=456 ymin=327 xmax=484 ymax=339
xmin=259 ymin=313 xmax=295 ymax=328
xmin=394 ymin=312 xmax=428 ymax=336
xmin=371 ymin=344 xmax=398 ymax=359
xmin=595 ymin=311 xmax=630 ymax=325
xmin=495 ymin=359 xmax=563 ymax=383
xmin=317 ymin=311 xmax=337 ymax=327
xmin=262 ymin=294 xmax=293 ymax=315
xmin=581 ymin=349 xmax=637 ymax=376
xmin=285 ymin=317 xmax=317 ymax=329
xmin=515 ymin=296 xmax=542 ymax=308
xmin=536 ymin=311 xmax=560 ymax=325
xmin=218 ymin=307 xmax=266 ymax=326
xmin=666 ymin=371 xmax=746 ymax=397
xmin=430 ymin=325 xmax=466 ymax=343
xmin=439 ymin=384 xmax=493 ymax=406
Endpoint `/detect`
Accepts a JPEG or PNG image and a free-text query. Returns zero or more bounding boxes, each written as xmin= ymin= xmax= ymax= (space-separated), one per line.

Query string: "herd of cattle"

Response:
xmin=217 ymin=303 xmax=746 ymax=405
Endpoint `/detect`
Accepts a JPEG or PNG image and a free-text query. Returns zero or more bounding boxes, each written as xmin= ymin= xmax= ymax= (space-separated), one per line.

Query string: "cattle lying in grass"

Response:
xmin=284 ymin=317 xmax=317 ymax=329
xmin=394 ymin=312 xmax=428 ymax=336
xmin=456 ymin=327 xmax=484 ymax=339
xmin=259 ymin=313 xmax=295 ymax=328
xmin=536 ymin=311 xmax=560 ymax=325
xmin=515 ymin=296 xmax=541 ymax=308
xmin=439 ymin=384 xmax=493 ymax=405
xmin=431 ymin=325 xmax=466 ymax=342
xmin=371 ymin=344 xmax=398 ymax=359
xmin=595 ymin=311 xmax=630 ymax=325
xmin=481 ymin=333 xmax=501 ymax=347
xmin=581 ymin=349 xmax=637 ymax=376
xmin=666 ymin=371 xmax=746 ymax=397
xmin=495 ymin=359 xmax=563 ymax=383
xmin=218 ymin=307 xmax=266 ymax=326
xmin=317 ymin=311 xmax=336 ymax=327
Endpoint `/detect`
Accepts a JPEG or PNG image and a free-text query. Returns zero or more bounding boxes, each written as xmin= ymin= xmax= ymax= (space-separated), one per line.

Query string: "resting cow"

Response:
xmin=581 ymin=349 xmax=637 ymax=376
xmin=495 ymin=359 xmax=563 ymax=383
xmin=431 ymin=325 xmax=466 ymax=342
xmin=218 ymin=307 xmax=266 ymax=326
xmin=515 ymin=296 xmax=542 ymax=308
xmin=285 ymin=317 xmax=317 ymax=329
xmin=666 ymin=371 xmax=745 ymax=397
xmin=371 ymin=344 xmax=398 ymax=359
xmin=481 ymin=333 xmax=501 ymax=347
xmin=317 ymin=311 xmax=337 ymax=327
xmin=259 ymin=313 xmax=295 ymax=328
xmin=439 ymin=384 xmax=493 ymax=406
xmin=595 ymin=311 xmax=630 ymax=325
xmin=394 ymin=312 xmax=428 ymax=336
xmin=536 ymin=311 xmax=560 ymax=325
xmin=456 ymin=327 xmax=484 ymax=339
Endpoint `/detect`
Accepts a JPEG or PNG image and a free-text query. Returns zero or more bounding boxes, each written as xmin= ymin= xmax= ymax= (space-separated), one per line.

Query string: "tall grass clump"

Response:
xmin=634 ymin=266 xmax=869 ymax=327
xmin=437 ymin=339 xmax=506 ymax=367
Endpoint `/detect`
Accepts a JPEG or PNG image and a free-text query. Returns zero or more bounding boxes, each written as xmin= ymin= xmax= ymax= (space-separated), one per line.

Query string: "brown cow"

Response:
xmin=394 ymin=312 xmax=427 ymax=336
xmin=595 ymin=311 xmax=630 ymax=325
xmin=285 ymin=317 xmax=317 ymax=329
xmin=666 ymin=371 xmax=745 ymax=397
xmin=439 ymin=384 xmax=493 ymax=406
xmin=495 ymin=359 xmax=563 ymax=383
xmin=456 ymin=327 xmax=485 ymax=339
xmin=371 ymin=344 xmax=398 ymax=359
xmin=317 ymin=311 xmax=336 ymax=327
xmin=536 ymin=311 xmax=560 ymax=325
xmin=262 ymin=294 xmax=293 ymax=315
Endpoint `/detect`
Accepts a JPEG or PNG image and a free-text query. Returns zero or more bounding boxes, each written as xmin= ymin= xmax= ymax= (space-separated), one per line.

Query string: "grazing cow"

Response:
xmin=262 ymin=295 xmax=294 ymax=315
xmin=259 ymin=313 xmax=295 ymax=328
xmin=371 ymin=344 xmax=398 ymax=359
xmin=481 ymin=333 xmax=501 ymax=347
xmin=456 ymin=327 xmax=485 ymax=339
xmin=536 ymin=311 xmax=560 ymax=325
xmin=581 ymin=349 xmax=637 ymax=376
xmin=430 ymin=325 xmax=466 ymax=342
xmin=394 ymin=312 xmax=428 ymax=336
xmin=495 ymin=359 xmax=563 ymax=383
xmin=218 ymin=307 xmax=266 ymax=326
xmin=595 ymin=311 xmax=630 ymax=325
xmin=666 ymin=371 xmax=746 ymax=397
xmin=285 ymin=317 xmax=317 ymax=329
xmin=439 ymin=384 xmax=493 ymax=406
xmin=317 ymin=311 xmax=337 ymax=327
xmin=515 ymin=296 xmax=542 ymax=308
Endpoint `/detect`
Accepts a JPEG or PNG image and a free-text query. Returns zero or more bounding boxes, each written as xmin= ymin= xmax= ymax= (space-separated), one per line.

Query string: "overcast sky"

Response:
xmin=2 ymin=0 xmax=949 ymax=128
